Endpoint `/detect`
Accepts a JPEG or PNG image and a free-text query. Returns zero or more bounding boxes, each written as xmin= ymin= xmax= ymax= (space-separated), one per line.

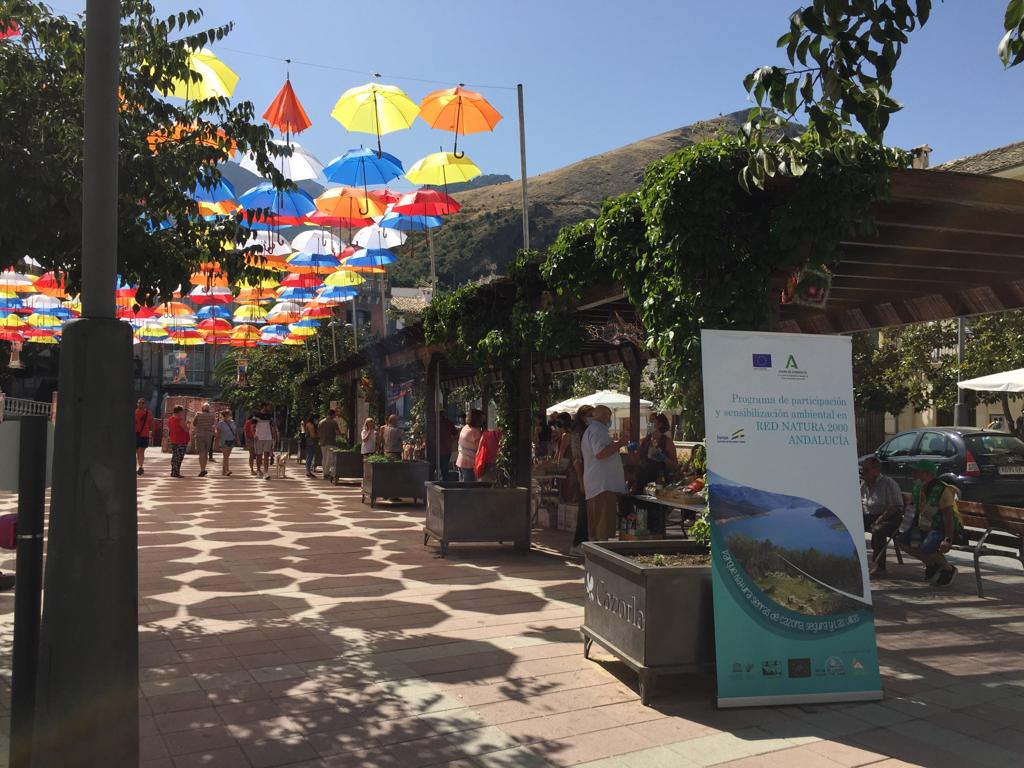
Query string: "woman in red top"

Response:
xmin=135 ymin=398 xmax=153 ymax=476
xmin=167 ymin=405 xmax=190 ymax=478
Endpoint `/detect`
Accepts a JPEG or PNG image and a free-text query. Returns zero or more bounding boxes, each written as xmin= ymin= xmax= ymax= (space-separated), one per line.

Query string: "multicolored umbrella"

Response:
xmin=233 ymin=305 xmax=269 ymax=325
xmin=331 ymin=82 xmax=420 ymax=157
xmin=419 ymin=85 xmax=503 ymax=156
xmin=196 ymin=305 xmax=234 ymax=321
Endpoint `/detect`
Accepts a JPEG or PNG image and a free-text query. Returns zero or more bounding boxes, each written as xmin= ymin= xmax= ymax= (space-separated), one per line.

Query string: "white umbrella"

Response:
xmin=352 ymin=224 xmax=408 ymax=250
xmin=240 ymin=140 xmax=324 ymax=182
xmin=241 ymin=231 xmax=291 ymax=258
xmin=546 ymin=389 xmax=653 ymax=416
xmin=24 ymin=294 xmax=61 ymax=309
xmin=958 ymin=369 xmax=1024 ymax=393
xmin=291 ymin=229 xmax=345 ymax=256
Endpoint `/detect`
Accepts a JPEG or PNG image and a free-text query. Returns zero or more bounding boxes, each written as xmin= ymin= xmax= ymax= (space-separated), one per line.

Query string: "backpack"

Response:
xmin=0 ymin=514 xmax=17 ymax=550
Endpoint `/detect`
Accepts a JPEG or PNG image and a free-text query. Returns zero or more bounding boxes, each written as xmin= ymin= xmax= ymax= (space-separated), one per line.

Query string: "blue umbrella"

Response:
xmin=316 ymin=285 xmax=358 ymax=302
xmin=343 ymin=248 xmax=395 ymax=268
xmin=196 ymin=306 xmax=233 ymax=321
xmin=277 ymin=286 xmax=319 ymax=302
xmin=190 ymin=174 xmax=237 ymax=203
xmin=0 ymin=297 xmax=24 ymax=312
xmin=377 ymin=210 xmax=443 ymax=232
xmin=324 ymin=148 xmax=404 ymax=186
xmin=260 ymin=324 xmax=289 ymax=336
xmin=239 ymin=182 xmax=316 ymax=223
xmin=291 ymin=317 xmax=319 ymax=328
xmin=34 ymin=306 xmax=72 ymax=319
xmin=287 ymin=252 xmax=341 ymax=270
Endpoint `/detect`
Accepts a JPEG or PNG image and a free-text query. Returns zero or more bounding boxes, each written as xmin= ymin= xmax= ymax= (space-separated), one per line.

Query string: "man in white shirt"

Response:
xmin=582 ymin=405 xmax=627 ymax=541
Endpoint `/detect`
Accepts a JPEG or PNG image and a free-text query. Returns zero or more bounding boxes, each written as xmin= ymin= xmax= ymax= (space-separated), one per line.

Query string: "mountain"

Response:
xmin=424 ymin=174 xmax=512 ymax=195
xmin=389 ymin=110 xmax=767 ymax=288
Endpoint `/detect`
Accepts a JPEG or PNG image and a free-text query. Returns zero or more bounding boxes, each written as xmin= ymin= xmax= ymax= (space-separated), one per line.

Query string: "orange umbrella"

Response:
xmin=419 ymin=85 xmax=503 ymax=155
xmin=263 ymin=77 xmax=312 ymax=137
xmin=146 ymin=123 xmax=237 ymax=156
xmin=315 ymin=187 xmax=386 ymax=220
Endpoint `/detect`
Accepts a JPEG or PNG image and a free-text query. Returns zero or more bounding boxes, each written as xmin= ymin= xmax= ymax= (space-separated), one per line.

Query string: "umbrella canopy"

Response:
xmin=286 ymin=252 xmax=341 ymax=271
xmin=316 ymin=285 xmax=357 ymax=303
xmin=263 ymin=78 xmax=312 ymax=136
xmin=352 ymin=224 xmax=407 ymax=250
xmin=291 ymin=229 xmax=344 ymax=256
xmin=1 ymin=22 xmax=21 ymax=40
xmin=323 ymin=148 xmax=404 ymax=186
xmin=241 ymin=231 xmax=292 ymax=258
xmin=168 ymin=329 xmax=205 ymax=346
xmin=546 ymin=389 xmax=653 ymax=416
xmin=323 ymin=270 xmax=365 ymax=287
xmin=377 ymin=206 xmax=442 ymax=232
xmin=0 ymin=314 xmax=27 ymax=329
xmin=393 ymin=189 xmax=461 ymax=217
xmin=196 ymin=305 xmax=234 ymax=321
xmin=146 ymin=123 xmax=236 ymax=156
xmin=233 ymin=305 xmax=268 ymax=324
xmin=33 ymin=272 xmax=68 ymax=298
xmin=304 ymin=210 xmax=374 ymax=229
xmin=0 ymin=330 xmax=25 ymax=343
xmin=331 ymin=82 xmax=420 ymax=157
xmin=190 ymin=174 xmax=236 ymax=204
xmin=342 ymin=248 xmax=395 ymax=269
xmin=239 ymin=182 xmax=316 ymax=225
xmin=958 ymin=369 xmax=1024 ymax=393
xmin=26 ymin=313 xmax=61 ymax=329
xmin=277 ymin=286 xmax=319 ymax=302
xmin=24 ymin=294 xmax=61 ymax=310
xmin=280 ymin=272 xmax=324 ymax=289
xmin=188 ymin=285 xmax=233 ymax=305
xmin=197 ymin=318 xmax=233 ymax=332
xmin=315 ymin=186 xmax=387 ymax=220
xmin=419 ymin=85 xmax=503 ymax=154
xmin=161 ymin=48 xmax=239 ymax=100
xmin=241 ymin=140 xmax=324 ymax=183
xmin=405 ymin=151 xmax=482 ymax=187
xmin=301 ymin=303 xmax=333 ymax=320
xmin=156 ymin=301 xmax=194 ymax=317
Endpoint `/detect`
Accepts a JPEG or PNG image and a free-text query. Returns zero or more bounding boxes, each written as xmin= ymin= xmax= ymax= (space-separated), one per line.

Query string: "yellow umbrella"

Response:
xmin=26 ymin=334 xmax=59 ymax=345
xmin=287 ymin=323 xmax=316 ymax=337
xmin=233 ymin=305 xmax=268 ymax=324
xmin=26 ymin=313 xmax=62 ymax=329
xmin=235 ymin=279 xmax=279 ymax=303
xmin=160 ymin=48 xmax=239 ymax=101
xmin=405 ymin=151 xmax=482 ymax=186
xmin=331 ymin=82 xmax=419 ymax=157
xmin=323 ymin=270 xmax=365 ymax=287
xmin=0 ymin=314 xmax=27 ymax=329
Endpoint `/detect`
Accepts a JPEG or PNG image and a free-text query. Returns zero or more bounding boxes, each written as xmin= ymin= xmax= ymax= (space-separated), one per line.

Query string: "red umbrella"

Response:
xmin=393 ymin=189 xmax=461 ymax=217
xmin=1 ymin=22 xmax=20 ymax=40
xmin=370 ymin=188 xmax=402 ymax=206
xmin=305 ymin=210 xmax=373 ymax=229
xmin=263 ymin=77 xmax=312 ymax=138
xmin=280 ymin=272 xmax=323 ymax=289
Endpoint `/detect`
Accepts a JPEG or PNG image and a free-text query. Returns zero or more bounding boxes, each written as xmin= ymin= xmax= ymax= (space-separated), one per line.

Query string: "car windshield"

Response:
xmin=964 ymin=434 xmax=1024 ymax=464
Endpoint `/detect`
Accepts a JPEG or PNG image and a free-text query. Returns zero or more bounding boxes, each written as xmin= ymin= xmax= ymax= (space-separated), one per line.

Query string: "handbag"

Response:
xmin=0 ymin=514 xmax=16 ymax=550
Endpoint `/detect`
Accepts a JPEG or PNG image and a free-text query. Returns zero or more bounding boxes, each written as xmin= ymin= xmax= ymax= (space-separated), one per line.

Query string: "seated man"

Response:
xmin=898 ymin=459 xmax=963 ymax=587
xmin=860 ymin=456 xmax=903 ymax=574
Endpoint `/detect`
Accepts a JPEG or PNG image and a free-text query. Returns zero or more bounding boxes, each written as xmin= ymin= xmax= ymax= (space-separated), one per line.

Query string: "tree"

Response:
xmin=0 ymin=1 xmax=285 ymax=299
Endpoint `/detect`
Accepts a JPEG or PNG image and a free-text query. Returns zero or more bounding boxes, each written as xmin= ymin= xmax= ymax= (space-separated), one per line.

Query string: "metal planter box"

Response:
xmin=424 ymin=481 xmax=530 ymax=557
xmin=581 ymin=539 xmax=714 ymax=705
xmin=361 ymin=460 xmax=430 ymax=506
xmin=328 ymin=449 xmax=363 ymax=484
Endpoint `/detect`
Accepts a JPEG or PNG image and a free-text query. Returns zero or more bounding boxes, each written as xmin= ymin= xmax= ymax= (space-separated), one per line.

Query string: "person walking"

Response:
xmin=567 ymin=405 xmax=594 ymax=557
xmin=456 ymin=409 xmax=484 ymax=482
xmin=244 ymin=415 xmax=258 ymax=475
xmin=167 ymin=405 xmax=190 ymax=478
xmin=360 ymin=417 xmax=377 ymax=461
xmin=318 ymin=408 xmax=340 ymax=478
xmin=380 ymin=414 xmax=404 ymax=460
xmin=303 ymin=412 xmax=320 ymax=477
xmin=253 ymin=403 xmax=278 ymax=480
xmin=582 ymin=405 xmax=628 ymax=541
xmin=215 ymin=410 xmax=238 ymax=477
xmin=191 ymin=402 xmax=216 ymax=478
xmin=134 ymin=398 xmax=153 ymax=476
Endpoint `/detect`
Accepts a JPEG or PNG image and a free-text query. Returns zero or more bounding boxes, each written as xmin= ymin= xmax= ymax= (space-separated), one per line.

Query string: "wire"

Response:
xmin=216 ymin=46 xmax=518 ymax=92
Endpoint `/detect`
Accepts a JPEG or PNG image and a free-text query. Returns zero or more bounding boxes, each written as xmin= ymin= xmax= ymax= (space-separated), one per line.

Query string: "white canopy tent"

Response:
xmin=546 ymin=389 xmax=654 ymax=416
xmin=957 ymin=369 xmax=1024 ymax=393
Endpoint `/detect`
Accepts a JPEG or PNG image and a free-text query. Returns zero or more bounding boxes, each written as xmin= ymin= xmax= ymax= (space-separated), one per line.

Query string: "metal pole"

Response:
xmin=9 ymin=416 xmax=47 ymax=768
xmin=352 ymin=292 xmax=360 ymax=349
xmin=517 ymin=84 xmax=530 ymax=251
xmin=80 ymin=0 xmax=118 ymax=320
xmin=955 ymin=316 xmax=969 ymax=426
xmin=427 ymin=227 xmax=437 ymax=297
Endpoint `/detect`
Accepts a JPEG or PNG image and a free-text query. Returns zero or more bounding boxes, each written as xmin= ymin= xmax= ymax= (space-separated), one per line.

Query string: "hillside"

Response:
xmin=389 ymin=110 xmax=760 ymax=288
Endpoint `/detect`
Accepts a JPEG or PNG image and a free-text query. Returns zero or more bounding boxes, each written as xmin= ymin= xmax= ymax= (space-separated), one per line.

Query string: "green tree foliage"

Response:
xmin=0 ymin=1 xmax=284 ymax=299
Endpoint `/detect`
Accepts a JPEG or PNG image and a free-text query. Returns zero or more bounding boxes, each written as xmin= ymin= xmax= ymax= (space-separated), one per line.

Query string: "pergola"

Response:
xmin=303 ymin=167 xmax=1024 ymax=485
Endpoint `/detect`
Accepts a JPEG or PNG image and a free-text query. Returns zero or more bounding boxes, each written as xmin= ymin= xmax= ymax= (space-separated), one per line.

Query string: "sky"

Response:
xmin=54 ymin=1 xmax=1024 ymax=181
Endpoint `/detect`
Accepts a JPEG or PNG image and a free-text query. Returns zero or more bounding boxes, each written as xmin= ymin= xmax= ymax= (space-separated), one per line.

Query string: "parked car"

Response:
xmin=861 ymin=427 xmax=1024 ymax=506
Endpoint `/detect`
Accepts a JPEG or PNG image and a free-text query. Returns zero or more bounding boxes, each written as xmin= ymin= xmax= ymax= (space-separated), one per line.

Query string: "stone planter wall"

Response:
xmin=424 ymin=482 xmax=530 ymax=557
xmin=361 ymin=460 xmax=430 ymax=506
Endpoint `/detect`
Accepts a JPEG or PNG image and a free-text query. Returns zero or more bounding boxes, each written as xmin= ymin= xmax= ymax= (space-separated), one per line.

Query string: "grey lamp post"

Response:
xmin=32 ymin=1 xmax=139 ymax=765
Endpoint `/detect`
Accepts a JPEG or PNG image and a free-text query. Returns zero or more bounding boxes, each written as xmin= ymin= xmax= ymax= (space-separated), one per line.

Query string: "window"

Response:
xmin=918 ymin=432 xmax=954 ymax=457
xmin=882 ymin=432 xmax=917 ymax=457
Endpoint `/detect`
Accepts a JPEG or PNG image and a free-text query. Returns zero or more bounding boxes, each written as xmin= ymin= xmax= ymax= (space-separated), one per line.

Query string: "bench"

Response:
xmin=954 ymin=501 xmax=1024 ymax=598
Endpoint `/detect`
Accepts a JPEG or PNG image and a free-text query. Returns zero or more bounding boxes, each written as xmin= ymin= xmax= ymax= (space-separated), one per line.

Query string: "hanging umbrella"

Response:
xmin=168 ymin=329 xmax=206 ymax=346
xmin=230 ymin=324 xmax=262 ymax=347
xmin=279 ymin=273 xmax=324 ymax=289
xmin=158 ymin=314 xmax=198 ymax=329
xmin=267 ymin=303 xmax=303 ymax=323
xmin=24 ymin=332 xmax=59 ymax=345
xmin=304 ymin=210 xmax=374 ymax=229
xmin=342 ymin=248 xmax=395 ymax=269
xmin=316 ymin=285 xmax=358 ymax=303
xmin=277 ymin=286 xmax=320 ymax=303
xmin=370 ymin=188 xmax=402 ymax=207
xmin=146 ymin=123 xmax=237 ymax=156
xmin=197 ymin=318 xmax=233 ymax=332
xmin=0 ymin=314 xmax=27 ymax=329
xmin=155 ymin=300 xmax=194 ymax=317
xmin=188 ymin=286 xmax=233 ymax=305
xmin=323 ymin=270 xmax=365 ymax=287
xmin=263 ymin=77 xmax=312 ymax=138
xmin=324 ymin=147 xmax=404 ymax=186
xmin=0 ymin=330 xmax=25 ymax=343
xmin=331 ymin=82 xmax=420 ymax=158
xmin=239 ymin=182 xmax=316 ymax=226
xmin=235 ymin=281 xmax=279 ymax=304
xmin=240 ymin=140 xmax=324 ymax=183
xmin=419 ymin=85 xmax=503 ymax=156
xmin=190 ymin=174 xmax=236 ymax=204
xmin=33 ymin=272 xmax=68 ymax=298
xmin=202 ymin=330 xmax=234 ymax=345
xmin=161 ymin=48 xmax=239 ymax=101
xmin=377 ymin=206 xmax=443 ymax=232
xmin=283 ymin=334 xmax=307 ymax=346
xmin=24 ymin=294 xmax=61 ymax=311
xmin=0 ymin=271 xmax=33 ymax=291
xmin=301 ymin=303 xmax=333 ymax=320
xmin=287 ymin=252 xmax=341 ymax=271
xmin=287 ymin=322 xmax=317 ymax=337
xmin=315 ymin=186 xmax=387 ymax=220
xmin=135 ymin=324 xmax=169 ymax=341
xmin=352 ymin=224 xmax=407 ymax=250
xmin=26 ymin=313 xmax=62 ymax=329
xmin=241 ymin=231 xmax=292 ymax=258
xmin=196 ymin=305 xmax=234 ymax=321
xmin=291 ymin=229 xmax=345 ymax=256
xmin=1 ymin=22 xmax=21 ymax=40
xmin=393 ymin=189 xmax=461 ymax=217
xmin=0 ymin=296 xmax=26 ymax=314
xmin=233 ymin=305 xmax=268 ymax=325
xmin=405 ymin=151 xmax=482 ymax=186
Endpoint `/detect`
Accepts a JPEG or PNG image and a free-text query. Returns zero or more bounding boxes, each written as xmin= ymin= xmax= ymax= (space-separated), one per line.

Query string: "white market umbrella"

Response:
xmin=240 ymin=140 xmax=325 ymax=182
xmin=958 ymin=369 xmax=1024 ymax=393
xmin=291 ymin=229 xmax=344 ymax=256
xmin=352 ymin=223 xmax=407 ymax=250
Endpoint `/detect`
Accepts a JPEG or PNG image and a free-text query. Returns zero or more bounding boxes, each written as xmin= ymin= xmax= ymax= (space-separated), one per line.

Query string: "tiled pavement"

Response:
xmin=1 ymin=449 xmax=1024 ymax=767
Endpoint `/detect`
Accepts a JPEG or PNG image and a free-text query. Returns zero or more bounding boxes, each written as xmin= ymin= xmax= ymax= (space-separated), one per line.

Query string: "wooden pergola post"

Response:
xmin=626 ymin=352 xmax=642 ymax=444
xmin=513 ymin=350 xmax=533 ymax=489
xmin=425 ymin=353 xmax=440 ymax=480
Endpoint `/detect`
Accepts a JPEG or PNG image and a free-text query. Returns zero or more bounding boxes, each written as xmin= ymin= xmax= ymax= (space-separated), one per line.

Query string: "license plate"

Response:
xmin=999 ymin=465 xmax=1024 ymax=475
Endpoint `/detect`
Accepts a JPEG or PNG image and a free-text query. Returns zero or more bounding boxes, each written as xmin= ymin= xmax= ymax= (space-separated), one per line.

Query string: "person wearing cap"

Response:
xmin=898 ymin=459 xmax=964 ymax=586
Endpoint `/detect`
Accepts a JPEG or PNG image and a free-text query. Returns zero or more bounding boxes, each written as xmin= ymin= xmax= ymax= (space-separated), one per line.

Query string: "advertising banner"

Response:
xmin=701 ymin=330 xmax=883 ymax=707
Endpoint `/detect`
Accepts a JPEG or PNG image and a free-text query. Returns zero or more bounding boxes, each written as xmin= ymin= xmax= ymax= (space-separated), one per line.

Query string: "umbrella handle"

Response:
xmin=452 ymin=96 xmax=465 ymax=159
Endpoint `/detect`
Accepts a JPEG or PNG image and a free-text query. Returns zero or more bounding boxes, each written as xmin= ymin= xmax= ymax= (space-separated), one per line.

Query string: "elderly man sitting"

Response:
xmin=898 ymin=459 xmax=963 ymax=587
xmin=860 ymin=456 xmax=904 ymax=575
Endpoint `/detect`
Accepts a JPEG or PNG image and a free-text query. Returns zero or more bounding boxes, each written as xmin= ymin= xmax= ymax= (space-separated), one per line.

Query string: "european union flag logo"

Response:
xmin=752 ymin=354 xmax=772 ymax=368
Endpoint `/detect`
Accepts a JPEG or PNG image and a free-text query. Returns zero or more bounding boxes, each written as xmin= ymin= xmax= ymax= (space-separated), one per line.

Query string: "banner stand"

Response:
xmin=702 ymin=330 xmax=883 ymax=708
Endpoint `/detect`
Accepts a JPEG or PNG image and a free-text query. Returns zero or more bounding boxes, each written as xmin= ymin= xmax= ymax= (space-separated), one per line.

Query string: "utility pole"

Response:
xmin=517 ymin=84 xmax=530 ymax=251
xmin=955 ymin=316 xmax=969 ymax=426
xmin=33 ymin=1 xmax=139 ymax=766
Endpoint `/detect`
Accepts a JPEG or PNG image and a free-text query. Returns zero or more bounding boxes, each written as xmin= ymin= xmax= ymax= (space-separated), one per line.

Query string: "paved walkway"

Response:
xmin=1 ymin=448 xmax=1024 ymax=767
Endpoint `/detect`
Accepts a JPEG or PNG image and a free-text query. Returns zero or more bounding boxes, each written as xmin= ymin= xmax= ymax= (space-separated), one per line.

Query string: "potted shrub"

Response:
xmin=581 ymin=509 xmax=714 ymax=705
xmin=424 ymin=481 xmax=530 ymax=558
xmin=327 ymin=442 xmax=363 ymax=485
xmin=361 ymin=454 xmax=430 ymax=506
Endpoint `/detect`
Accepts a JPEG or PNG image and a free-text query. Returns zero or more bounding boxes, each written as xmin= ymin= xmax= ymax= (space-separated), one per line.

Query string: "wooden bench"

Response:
xmin=954 ymin=501 xmax=1024 ymax=597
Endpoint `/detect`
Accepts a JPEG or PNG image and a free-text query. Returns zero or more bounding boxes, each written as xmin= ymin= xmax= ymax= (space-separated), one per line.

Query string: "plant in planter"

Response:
xmin=327 ymin=442 xmax=364 ymax=485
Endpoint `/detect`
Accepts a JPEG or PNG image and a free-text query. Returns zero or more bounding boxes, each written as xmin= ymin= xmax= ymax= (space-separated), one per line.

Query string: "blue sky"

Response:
xmin=56 ymin=1 xmax=1024 ymax=180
